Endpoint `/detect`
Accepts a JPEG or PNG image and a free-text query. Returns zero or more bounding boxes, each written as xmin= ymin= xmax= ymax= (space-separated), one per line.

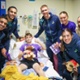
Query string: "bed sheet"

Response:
xmin=8 ymin=39 xmax=62 ymax=79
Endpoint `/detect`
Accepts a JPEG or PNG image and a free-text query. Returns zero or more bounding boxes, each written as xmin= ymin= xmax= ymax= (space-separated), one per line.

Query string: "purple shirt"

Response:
xmin=62 ymin=21 xmax=76 ymax=32
xmin=20 ymin=43 xmax=41 ymax=58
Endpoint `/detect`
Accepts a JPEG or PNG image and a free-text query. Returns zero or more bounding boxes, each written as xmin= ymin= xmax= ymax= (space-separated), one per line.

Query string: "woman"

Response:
xmin=59 ymin=11 xmax=76 ymax=32
xmin=60 ymin=28 xmax=80 ymax=80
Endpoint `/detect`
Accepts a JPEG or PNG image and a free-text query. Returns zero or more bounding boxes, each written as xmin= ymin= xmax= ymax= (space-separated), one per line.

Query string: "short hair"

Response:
xmin=59 ymin=11 xmax=68 ymax=17
xmin=0 ymin=16 xmax=8 ymax=21
xmin=40 ymin=4 xmax=48 ymax=10
xmin=7 ymin=6 xmax=17 ymax=11
xmin=25 ymin=33 xmax=32 ymax=37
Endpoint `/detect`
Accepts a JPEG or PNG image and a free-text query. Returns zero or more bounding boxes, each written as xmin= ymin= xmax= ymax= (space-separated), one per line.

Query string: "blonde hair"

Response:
xmin=40 ymin=4 xmax=48 ymax=10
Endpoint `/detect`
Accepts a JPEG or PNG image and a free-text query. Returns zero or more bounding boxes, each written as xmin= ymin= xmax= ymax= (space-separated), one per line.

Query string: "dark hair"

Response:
xmin=25 ymin=33 xmax=32 ymax=37
xmin=62 ymin=28 xmax=73 ymax=36
xmin=60 ymin=28 xmax=73 ymax=51
xmin=59 ymin=11 xmax=68 ymax=17
xmin=0 ymin=16 xmax=8 ymax=21
xmin=7 ymin=6 xmax=17 ymax=11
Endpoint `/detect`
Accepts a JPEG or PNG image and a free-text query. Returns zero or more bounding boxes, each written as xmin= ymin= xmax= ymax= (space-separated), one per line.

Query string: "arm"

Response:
xmin=0 ymin=33 xmax=7 ymax=57
xmin=76 ymin=41 xmax=80 ymax=74
xmin=34 ymin=38 xmax=46 ymax=50
xmin=18 ymin=50 xmax=23 ymax=59
xmin=67 ymin=41 xmax=80 ymax=74
xmin=34 ymin=20 xmax=44 ymax=38
xmin=70 ymin=22 xmax=76 ymax=32
xmin=13 ymin=18 xmax=20 ymax=38
xmin=56 ymin=16 xmax=62 ymax=42
xmin=18 ymin=44 xmax=25 ymax=59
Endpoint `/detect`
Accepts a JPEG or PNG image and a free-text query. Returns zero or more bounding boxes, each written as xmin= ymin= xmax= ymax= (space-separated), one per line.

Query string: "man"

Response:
xmin=0 ymin=6 xmax=21 ymax=72
xmin=35 ymin=4 xmax=62 ymax=71
xmin=4 ymin=6 xmax=20 ymax=39
xmin=0 ymin=16 xmax=8 ymax=72
xmin=76 ymin=16 xmax=80 ymax=36
xmin=2 ymin=6 xmax=20 ymax=57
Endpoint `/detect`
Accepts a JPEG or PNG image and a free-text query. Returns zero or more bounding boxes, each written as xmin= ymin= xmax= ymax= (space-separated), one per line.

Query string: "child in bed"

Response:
xmin=18 ymin=33 xmax=46 ymax=77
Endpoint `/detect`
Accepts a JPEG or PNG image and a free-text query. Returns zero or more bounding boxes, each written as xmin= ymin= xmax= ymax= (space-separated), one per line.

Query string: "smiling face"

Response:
xmin=62 ymin=29 xmax=73 ymax=44
xmin=59 ymin=12 xmax=68 ymax=25
xmin=7 ymin=7 xmax=17 ymax=21
xmin=40 ymin=5 xmax=50 ymax=19
xmin=25 ymin=33 xmax=33 ymax=44
xmin=0 ymin=17 xmax=7 ymax=31
xmin=25 ymin=35 xmax=33 ymax=44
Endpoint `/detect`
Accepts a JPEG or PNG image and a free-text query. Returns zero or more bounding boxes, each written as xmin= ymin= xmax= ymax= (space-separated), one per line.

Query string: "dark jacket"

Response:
xmin=0 ymin=31 xmax=5 ymax=49
xmin=1 ymin=16 xmax=20 ymax=52
xmin=63 ymin=33 xmax=80 ymax=74
xmin=3 ymin=15 xmax=19 ymax=42
xmin=35 ymin=12 xmax=62 ymax=43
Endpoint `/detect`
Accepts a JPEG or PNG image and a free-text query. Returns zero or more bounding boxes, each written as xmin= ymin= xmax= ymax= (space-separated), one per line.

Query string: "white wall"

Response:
xmin=6 ymin=0 xmax=75 ymax=37
xmin=73 ymin=0 xmax=80 ymax=24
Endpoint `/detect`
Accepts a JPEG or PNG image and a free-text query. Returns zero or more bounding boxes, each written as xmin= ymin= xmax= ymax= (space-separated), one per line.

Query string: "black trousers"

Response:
xmin=0 ymin=39 xmax=10 ymax=73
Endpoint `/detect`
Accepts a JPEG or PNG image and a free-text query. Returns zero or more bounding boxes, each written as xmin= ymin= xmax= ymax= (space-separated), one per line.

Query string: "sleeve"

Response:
xmin=76 ymin=41 xmax=80 ymax=65
xmin=70 ymin=22 xmax=76 ymax=32
xmin=37 ymin=44 xmax=41 ymax=51
xmin=19 ymin=45 xmax=25 ymax=52
xmin=34 ymin=19 xmax=44 ymax=38
xmin=74 ymin=41 xmax=80 ymax=74
xmin=13 ymin=18 xmax=20 ymax=38
xmin=0 ymin=40 xmax=4 ymax=49
xmin=56 ymin=16 xmax=62 ymax=42
xmin=77 ymin=67 xmax=80 ymax=74
xmin=0 ymin=33 xmax=5 ymax=49
xmin=76 ymin=41 xmax=80 ymax=52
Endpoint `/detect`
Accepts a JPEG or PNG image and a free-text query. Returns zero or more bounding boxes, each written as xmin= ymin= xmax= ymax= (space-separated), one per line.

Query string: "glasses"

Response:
xmin=41 ymin=9 xmax=47 ymax=13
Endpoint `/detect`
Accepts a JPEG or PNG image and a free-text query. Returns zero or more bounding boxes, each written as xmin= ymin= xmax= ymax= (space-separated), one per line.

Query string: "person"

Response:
xmin=18 ymin=33 xmax=45 ymax=77
xmin=34 ymin=4 xmax=62 ymax=71
xmin=59 ymin=11 xmax=76 ymax=32
xmin=4 ymin=6 xmax=20 ymax=39
xmin=76 ymin=16 xmax=80 ymax=36
xmin=0 ymin=16 xmax=8 ymax=73
xmin=1 ymin=6 xmax=21 ymax=59
xmin=59 ymin=28 xmax=80 ymax=80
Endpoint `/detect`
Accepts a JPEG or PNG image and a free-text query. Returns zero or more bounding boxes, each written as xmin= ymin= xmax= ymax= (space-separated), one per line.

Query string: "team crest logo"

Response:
xmin=52 ymin=21 xmax=54 ymax=24
xmin=13 ymin=22 xmax=16 ymax=25
xmin=74 ymin=49 xmax=78 ymax=53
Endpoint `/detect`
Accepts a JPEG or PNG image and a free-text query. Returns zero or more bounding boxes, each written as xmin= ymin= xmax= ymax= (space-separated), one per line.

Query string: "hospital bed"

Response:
xmin=0 ymin=38 xmax=63 ymax=80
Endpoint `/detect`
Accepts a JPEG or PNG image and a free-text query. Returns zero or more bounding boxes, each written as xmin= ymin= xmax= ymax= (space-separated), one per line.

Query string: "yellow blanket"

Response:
xmin=0 ymin=65 xmax=48 ymax=80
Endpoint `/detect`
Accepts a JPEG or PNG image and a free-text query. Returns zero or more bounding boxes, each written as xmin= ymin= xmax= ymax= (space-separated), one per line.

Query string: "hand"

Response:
xmin=18 ymin=51 xmax=23 ymax=59
xmin=17 ymin=37 xmax=25 ymax=42
xmin=23 ymin=50 xmax=31 ymax=54
xmin=1 ymin=48 xmax=7 ymax=58
xmin=59 ymin=36 xmax=62 ymax=40
xmin=34 ymin=38 xmax=40 ymax=43
xmin=54 ymin=42 xmax=60 ymax=48
xmin=73 ymin=67 xmax=78 ymax=72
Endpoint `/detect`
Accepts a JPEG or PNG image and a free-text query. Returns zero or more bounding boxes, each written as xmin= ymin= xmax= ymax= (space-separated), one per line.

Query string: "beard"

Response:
xmin=7 ymin=13 xmax=15 ymax=21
